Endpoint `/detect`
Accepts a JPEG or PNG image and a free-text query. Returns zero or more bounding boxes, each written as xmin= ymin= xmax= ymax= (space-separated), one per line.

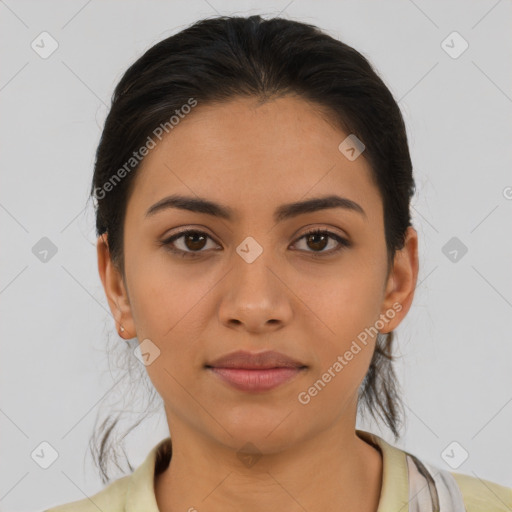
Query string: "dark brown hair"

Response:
xmin=88 ymin=14 xmax=415 ymax=483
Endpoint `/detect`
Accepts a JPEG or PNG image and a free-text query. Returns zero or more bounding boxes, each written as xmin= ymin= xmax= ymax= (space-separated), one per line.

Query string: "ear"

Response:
xmin=379 ymin=226 xmax=419 ymax=333
xmin=96 ymin=233 xmax=136 ymax=339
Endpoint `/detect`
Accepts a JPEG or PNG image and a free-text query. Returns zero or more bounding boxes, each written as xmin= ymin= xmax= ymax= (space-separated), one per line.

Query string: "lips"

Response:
xmin=205 ymin=350 xmax=307 ymax=392
xmin=205 ymin=350 xmax=306 ymax=370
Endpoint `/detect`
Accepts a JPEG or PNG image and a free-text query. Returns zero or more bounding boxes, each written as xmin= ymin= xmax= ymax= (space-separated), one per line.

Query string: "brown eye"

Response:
xmin=161 ymin=230 xmax=220 ymax=258
xmin=293 ymin=228 xmax=351 ymax=256
xmin=161 ymin=227 xmax=351 ymax=259
xmin=183 ymin=232 xmax=207 ymax=251
xmin=305 ymin=232 xmax=329 ymax=251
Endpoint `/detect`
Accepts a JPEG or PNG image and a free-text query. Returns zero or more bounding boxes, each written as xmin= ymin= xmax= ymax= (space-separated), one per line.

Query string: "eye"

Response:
xmin=160 ymin=229 xmax=220 ymax=258
xmin=291 ymin=228 xmax=351 ymax=256
xmin=160 ymin=227 xmax=351 ymax=259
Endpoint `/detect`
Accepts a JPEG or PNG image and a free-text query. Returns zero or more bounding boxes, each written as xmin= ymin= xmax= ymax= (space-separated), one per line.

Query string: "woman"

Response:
xmin=45 ymin=14 xmax=512 ymax=512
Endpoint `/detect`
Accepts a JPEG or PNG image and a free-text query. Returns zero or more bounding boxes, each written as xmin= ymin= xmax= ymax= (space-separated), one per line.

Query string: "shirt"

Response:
xmin=44 ymin=429 xmax=512 ymax=511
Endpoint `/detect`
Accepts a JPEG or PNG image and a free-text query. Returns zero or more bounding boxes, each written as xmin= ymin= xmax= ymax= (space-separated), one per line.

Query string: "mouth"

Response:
xmin=205 ymin=350 xmax=307 ymax=392
xmin=207 ymin=367 xmax=305 ymax=392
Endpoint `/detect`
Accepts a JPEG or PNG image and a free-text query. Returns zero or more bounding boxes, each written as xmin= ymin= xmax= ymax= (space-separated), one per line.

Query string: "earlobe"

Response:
xmin=379 ymin=226 xmax=419 ymax=333
xmin=96 ymin=233 xmax=136 ymax=339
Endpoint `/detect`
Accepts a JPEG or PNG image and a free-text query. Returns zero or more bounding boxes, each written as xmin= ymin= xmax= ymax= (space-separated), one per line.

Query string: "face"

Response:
xmin=98 ymin=95 xmax=418 ymax=454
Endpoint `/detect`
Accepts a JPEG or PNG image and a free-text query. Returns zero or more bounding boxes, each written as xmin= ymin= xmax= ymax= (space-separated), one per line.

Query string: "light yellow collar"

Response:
xmin=125 ymin=429 xmax=410 ymax=512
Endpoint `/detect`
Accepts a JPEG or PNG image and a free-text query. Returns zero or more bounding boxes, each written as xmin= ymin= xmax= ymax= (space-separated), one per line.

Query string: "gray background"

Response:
xmin=1 ymin=0 xmax=511 ymax=510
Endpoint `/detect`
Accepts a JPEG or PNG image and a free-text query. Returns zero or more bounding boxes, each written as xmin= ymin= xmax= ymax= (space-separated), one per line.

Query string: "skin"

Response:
xmin=97 ymin=95 xmax=418 ymax=512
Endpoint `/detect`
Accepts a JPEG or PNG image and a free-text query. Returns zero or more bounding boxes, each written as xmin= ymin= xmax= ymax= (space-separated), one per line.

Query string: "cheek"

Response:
xmin=312 ymin=266 xmax=384 ymax=335
xmin=302 ymin=266 xmax=384 ymax=390
xmin=126 ymin=251 xmax=212 ymax=338
xmin=127 ymin=269 xmax=208 ymax=405
xmin=125 ymin=259 xmax=220 ymax=392
xmin=296 ymin=276 xmax=380 ymax=415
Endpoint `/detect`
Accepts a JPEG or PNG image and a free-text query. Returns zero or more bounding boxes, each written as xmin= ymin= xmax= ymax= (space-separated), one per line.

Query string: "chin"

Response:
xmin=213 ymin=407 xmax=306 ymax=452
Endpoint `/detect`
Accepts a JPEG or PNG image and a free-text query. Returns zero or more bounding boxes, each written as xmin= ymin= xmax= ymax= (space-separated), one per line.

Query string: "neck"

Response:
xmin=155 ymin=423 xmax=383 ymax=512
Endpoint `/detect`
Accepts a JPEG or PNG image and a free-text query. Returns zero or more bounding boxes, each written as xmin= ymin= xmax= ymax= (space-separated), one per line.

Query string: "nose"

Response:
xmin=217 ymin=242 xmax=293 ymax=333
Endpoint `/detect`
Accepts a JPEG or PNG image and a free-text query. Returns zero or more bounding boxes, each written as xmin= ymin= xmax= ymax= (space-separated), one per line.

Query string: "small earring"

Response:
xmin=120 ymin=325 xmax=125 ymax=333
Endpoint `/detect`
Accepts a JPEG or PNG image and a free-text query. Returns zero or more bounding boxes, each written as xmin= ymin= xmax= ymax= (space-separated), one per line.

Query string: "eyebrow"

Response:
xmin=145 ymin=194 xmax=367 ymax=223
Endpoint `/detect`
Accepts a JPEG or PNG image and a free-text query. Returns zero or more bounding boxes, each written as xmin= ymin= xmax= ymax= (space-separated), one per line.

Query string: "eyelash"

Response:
xmin=160 ymin=228 xmax=351 ymax=259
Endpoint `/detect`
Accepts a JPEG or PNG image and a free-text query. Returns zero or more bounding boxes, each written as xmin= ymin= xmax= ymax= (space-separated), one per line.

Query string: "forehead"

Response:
xmin=126 ymin=95 xmax=381 ymax=224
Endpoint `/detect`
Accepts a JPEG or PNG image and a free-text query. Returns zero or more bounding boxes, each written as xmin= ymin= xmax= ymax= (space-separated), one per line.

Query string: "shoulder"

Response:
xmin=450 ymin=470 xmax=512 ymax=512
xmin=407 ymin=451 xmax=512 ymax=512
xmin=357 ymin=429 xmax=512 ymax=512
xmin=43 ymin=474 xmax=131 ymax=512
xmin=42 ymin=437 xmax=171 ymax=512
xmin=410 ymin=452 xmax=512 ymax=512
